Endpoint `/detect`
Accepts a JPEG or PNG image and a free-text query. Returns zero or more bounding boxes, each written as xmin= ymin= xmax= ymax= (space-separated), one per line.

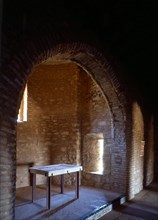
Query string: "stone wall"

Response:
xmin=16 ymin=63 xmax=114 ymax=189
xmin=16 ymin=61 xmax=154 ymax=196
xmin=16 ymin=63 xmax=80 ymax=187
xmin=1 ymin=27 xmax=155 ymax=219
xmin=144 ymin=115 xmax=154 ymax=186
xmin=16 ymin=59 xmax=130 ymax=191
xmin=78 ymin=69 xmax=113 ymax=188
xmin=0 ymin=2 xmax=156 ymax=219
xmin=129 ymin=102 xmax=144 ymax=198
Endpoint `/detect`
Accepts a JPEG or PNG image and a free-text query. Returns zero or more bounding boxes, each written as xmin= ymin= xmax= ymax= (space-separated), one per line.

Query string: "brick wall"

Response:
xmin=16 ymin=63 xmax=80 ymax=187
xmin=144 ymin=115 xmax=154 ymax=186
xmin=0 ymin=1 xmax=156 ymax=217
xmin=16 ymin=62 xmax=129 ymax=193
xmin=130 ymin=102 xmax=144 ymax=197
xmin=1 ymin=37 xmax=155 ymax=219
xmin=79 ymin=69 xmax=113 ymax=188
xmin=0 ymin=39 xmax=128 ymax=220
xmin=16 ymin=63 xmax=115 ymax=188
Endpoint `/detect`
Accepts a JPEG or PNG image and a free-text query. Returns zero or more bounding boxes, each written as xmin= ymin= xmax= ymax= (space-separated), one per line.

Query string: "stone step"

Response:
xmin=82 ymin=195 xmax=126 ymax=220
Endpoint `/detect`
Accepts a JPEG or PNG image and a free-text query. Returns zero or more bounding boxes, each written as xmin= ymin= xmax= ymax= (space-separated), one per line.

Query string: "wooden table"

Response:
xmin=29 ymin=164 xmax=83 ymax=209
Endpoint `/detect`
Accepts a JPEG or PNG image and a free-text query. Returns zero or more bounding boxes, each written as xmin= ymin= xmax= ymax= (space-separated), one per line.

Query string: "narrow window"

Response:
xmin=17 ymin=85 xmax=27 ymax=122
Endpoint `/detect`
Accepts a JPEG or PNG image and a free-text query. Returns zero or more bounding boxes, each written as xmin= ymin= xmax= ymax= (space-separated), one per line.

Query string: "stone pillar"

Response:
xmin=0 ymin=118 xmax=16 ymax=220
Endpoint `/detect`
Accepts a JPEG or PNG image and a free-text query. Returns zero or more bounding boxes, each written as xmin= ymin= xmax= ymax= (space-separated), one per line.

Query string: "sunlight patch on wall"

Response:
xmin=17 ymin=85 xmax=28 ymax=122
xmin=83 ymin=133 xmax=104 ymax=175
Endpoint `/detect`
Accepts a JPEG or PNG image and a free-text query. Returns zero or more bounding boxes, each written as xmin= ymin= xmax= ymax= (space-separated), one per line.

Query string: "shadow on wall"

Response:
xmin=16 ymin=162 xmax=35 ymax=187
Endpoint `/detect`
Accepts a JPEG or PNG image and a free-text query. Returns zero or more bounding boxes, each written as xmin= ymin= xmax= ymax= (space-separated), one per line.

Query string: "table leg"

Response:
xmin=32 ymin=173 xmax=36 ymax=202
xmin=76 ymin=171 xmax=80 ymax=198
xmin=60 ymin=174 xmax=64 ymax=194
xmin=46 ymin=177 xmax=51 ymax=209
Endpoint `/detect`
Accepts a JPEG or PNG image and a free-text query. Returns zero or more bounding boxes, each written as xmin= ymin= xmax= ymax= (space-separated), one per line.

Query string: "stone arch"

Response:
xmin=0 ymin=39 xmax=127 ymax=219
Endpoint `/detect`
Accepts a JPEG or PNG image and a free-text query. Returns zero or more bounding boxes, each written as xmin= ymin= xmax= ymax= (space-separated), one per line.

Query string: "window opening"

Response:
xmin=17 ymin=85 xmax=27 ymax=122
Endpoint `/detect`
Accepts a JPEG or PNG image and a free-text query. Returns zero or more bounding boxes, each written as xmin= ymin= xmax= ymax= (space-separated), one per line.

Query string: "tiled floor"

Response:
xmin=15 ymin=184 xmax=122 ymax=220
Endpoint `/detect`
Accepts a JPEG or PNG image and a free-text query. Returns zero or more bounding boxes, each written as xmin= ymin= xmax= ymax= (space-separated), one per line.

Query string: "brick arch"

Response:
xmin=0 ymin=40 xmax=127 ymax=219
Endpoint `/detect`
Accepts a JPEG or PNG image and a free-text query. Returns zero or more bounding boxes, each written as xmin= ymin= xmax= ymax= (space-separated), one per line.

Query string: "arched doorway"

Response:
xmin=0 ymin=41 xmax=127 ymax=219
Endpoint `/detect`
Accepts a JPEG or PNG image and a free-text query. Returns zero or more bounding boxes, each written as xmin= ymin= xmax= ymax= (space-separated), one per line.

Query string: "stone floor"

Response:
xmin=15 ymin=182 xmax=158 ymax=220
xmin=99 ymin=182 xmax=158 ymax=220
xmin=15 ymin=184 xmax=123 ymax=220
